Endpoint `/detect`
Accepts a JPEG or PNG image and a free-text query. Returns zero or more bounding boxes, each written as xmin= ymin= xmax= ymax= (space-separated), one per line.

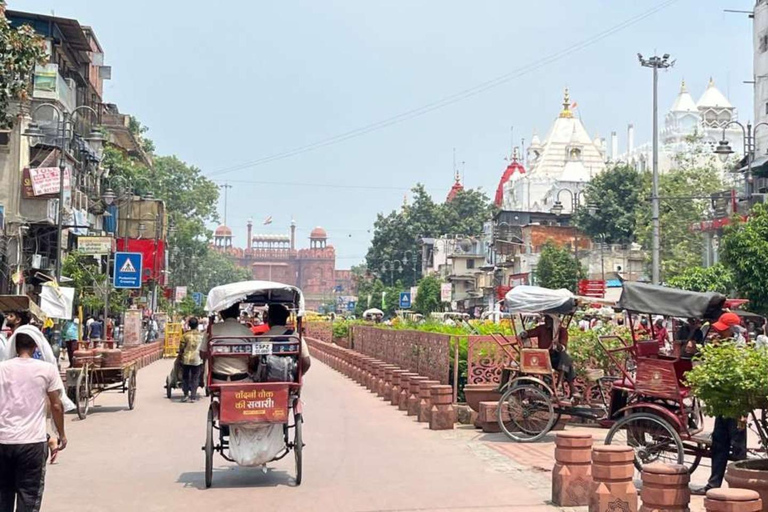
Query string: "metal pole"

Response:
xmin=55 ymin=115 xmax=68 ymax=281
xmin=651 ymin=63 xmax=660 ymax=285
xmin=104 ymin=252 xmax=110 ymax=338
xmin=747 ymin=123 xmax=753 ymax=202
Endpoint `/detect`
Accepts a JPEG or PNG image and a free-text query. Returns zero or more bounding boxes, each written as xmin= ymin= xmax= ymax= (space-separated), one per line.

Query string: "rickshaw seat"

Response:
xmin=636 ymin=340 xmax=659 ymax=358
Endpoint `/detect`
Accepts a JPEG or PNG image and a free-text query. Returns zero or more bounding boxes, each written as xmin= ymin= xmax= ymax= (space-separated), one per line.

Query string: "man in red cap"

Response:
xmin=709 ymin=312 xmax=742 ymax=340
xmin=693 ymin=311 xmax=748 ymax=495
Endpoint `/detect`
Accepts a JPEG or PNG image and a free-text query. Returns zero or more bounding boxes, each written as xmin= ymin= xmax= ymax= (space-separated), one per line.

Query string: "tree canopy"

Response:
xmin=574 ymin=164 xmax=645 ymax=244
xmin=413 ymin=274 xmax=443 ymax=315
xmin=665 ymin=264 xmax=734 ymax=295
xmin=534 ymin=241 xmax=584 ymax=292
xmin=721 ymin=203 xmax=768 ymax=313
xmin=365 ymin=184 xmax=495 ymax=287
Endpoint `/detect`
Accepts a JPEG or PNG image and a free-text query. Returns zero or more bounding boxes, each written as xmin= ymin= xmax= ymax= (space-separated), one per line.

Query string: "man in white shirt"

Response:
xmin=201 ymin=303 xmax=253 ymax=382
xmin=0 ymin=332 xmax=66 ymax=511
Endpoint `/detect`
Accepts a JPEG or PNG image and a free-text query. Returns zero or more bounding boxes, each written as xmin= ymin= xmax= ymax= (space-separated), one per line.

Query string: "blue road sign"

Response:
xmin=113 ymin=252 xmax=143 ymax=289
xmin=399 ymin=292 xmax=412 ymax=309
xmin=347 ymin=301 xmax=356 ymax=311
xmin=192 ymin=292 xmax=204 ymax=307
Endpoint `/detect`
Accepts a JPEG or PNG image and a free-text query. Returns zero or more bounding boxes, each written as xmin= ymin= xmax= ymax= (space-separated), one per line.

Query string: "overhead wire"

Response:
xmin=205 ymin=0 xmax=679 ymax=178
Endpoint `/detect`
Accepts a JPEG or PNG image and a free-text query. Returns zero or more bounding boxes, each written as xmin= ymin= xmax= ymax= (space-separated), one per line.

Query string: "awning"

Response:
xmin=739 ymin=155 xmax=768 ymax=175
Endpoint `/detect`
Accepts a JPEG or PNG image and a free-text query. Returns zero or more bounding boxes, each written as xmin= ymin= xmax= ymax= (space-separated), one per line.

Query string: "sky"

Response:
xmin=10 ymin=0 xmax=755 ymax=268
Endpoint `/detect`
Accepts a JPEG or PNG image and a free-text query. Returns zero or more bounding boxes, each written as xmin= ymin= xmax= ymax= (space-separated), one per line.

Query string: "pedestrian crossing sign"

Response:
xmin=114 ymin=252 xmax=143 ymax=289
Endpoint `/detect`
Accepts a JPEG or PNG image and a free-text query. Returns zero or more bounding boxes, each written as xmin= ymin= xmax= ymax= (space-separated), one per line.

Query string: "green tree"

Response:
xmin=414 ymin=274 xmax=442 ymax=315
xmin=62 ymin=252 xmax=128 ymax=315
xmin=365 ymin=184 xmax=495 ymax=287
xmin=574 ymin=164 xmax=645 ymax=244
xmin=534 ymin=241 xmax=585 ymax=292
xmin=666 ymin=264 xmax=734 ymax=295
xmin=0 ymin=3 xmax=48 ymax=128
xmin=636 ymin=165 xmax=725 ymax=280
xmin=176 ymin=295 xmax=204 ymax=318
xmin=721 ymin=204 xmax=768 ymax=313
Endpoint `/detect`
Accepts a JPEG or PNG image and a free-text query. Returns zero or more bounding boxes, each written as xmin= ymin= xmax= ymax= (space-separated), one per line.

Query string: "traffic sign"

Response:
xmin=192 ymin=292 xmax=204 ymax=307
xmin=113 ymin=252 xmax=143 ymax=289
xmin=399 ymin=292 xmax=412 ymax=309
xmin=346 ymin=301 xmax=356 ymax=311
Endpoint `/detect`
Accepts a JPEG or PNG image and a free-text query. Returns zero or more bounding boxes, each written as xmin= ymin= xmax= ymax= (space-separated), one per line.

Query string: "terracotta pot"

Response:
xmin=725 ymin=459 xmax=768 ymax=511
xmin=464 ymin=384 xmax=500 ymax=413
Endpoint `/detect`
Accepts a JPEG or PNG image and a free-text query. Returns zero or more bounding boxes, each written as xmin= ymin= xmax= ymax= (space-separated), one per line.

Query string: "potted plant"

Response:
xmin=686 ymin=342 xmax=768 ymax=505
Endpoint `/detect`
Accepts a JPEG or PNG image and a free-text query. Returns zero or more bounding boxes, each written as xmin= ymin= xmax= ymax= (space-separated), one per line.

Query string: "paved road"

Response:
xmin=43 ymin=359 xmax=559 ymax=512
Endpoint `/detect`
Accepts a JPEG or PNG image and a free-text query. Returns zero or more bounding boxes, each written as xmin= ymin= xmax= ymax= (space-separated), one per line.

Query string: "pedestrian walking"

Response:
xmin=0 ymin=332 xmax=68 ymax=511
xmin=177 ymin=317 xmax=204 ymax=402
xmin=62 ymin=318 xmax=79 ymax=368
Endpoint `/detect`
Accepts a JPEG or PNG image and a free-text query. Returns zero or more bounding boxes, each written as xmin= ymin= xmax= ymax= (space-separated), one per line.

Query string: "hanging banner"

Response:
xmin=28 ymin=166 xmax=71 ymax=196
xmin=440 ymin=283 xmax=453 ymax=302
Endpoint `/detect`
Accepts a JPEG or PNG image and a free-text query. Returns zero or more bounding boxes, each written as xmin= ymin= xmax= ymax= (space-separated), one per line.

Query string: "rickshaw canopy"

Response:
xmin=504 ymin=286 xmax=577 ymax=315
xmin=205 ymin=280 xmax=305 ymax=316
xmin=617 ymin=281 xmax=725 ymax=320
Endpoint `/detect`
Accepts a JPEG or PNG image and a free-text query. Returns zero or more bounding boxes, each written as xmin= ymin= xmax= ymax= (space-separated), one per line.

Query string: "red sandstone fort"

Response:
xmin=212 ymin=220 xmax=354 ymax=311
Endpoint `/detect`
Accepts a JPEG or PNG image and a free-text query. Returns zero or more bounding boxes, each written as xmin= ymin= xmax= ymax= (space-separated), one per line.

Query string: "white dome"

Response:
xmin=670 ymin=80 xmax=698 ymax=112
xmin=697 ymin=78 xmax=732 ymax=109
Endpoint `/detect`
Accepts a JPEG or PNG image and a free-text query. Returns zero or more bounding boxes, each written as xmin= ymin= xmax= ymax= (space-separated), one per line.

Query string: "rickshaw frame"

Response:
xmin=202 ymin=280 xmax=306 ymax=488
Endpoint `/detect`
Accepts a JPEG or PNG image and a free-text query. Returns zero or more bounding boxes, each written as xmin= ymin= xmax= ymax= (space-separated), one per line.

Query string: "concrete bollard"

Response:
xmin=397 ymin=373 xmax=418 ymax=410
xmin=590 ymin=445 xmax=637 ymax=512
xmin=373 ymin=364 xmax=388 ymax=395
xmin=380 ymin=366 xmax=399 ymax=400
xmin=704 ymin=488 xmax=762 ymax=512
xmin=428 ymin=385 xmax=455 ymax=430
xmin=406 ymin=376 xmax=430 ymax=416
xmin=552 ymin=432 xmax=593 ymax=507
xmin=367 ymin=361 xmax=383 ymax=391
xmin=390 ymin=370 xmax=408 ymax=406
xmin=357 ymin=357 xmax=371 ymax=385
xmin=477 ymin=401 xmax=506 ymax=433
xmin=416 ymin=380 xmax=440 ymax=422
xmin=640 ymin=463 xmax=689 ymax=512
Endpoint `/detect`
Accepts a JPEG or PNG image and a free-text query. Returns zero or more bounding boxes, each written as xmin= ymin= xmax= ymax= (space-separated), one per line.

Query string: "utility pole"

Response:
xmin=639 ymin=53 xmax=673 ymax=285
xmin=220 ymin=183 xmax=233 ymax=225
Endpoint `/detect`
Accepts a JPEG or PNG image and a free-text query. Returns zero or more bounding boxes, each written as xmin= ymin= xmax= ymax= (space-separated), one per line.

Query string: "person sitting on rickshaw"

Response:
xmin=200 ymin=303 xmax=253 ymax=383
xmin=264 ymin=305 xmax=311 ymax=373
xmin=520 ymin=314 xmax=578 ymax=398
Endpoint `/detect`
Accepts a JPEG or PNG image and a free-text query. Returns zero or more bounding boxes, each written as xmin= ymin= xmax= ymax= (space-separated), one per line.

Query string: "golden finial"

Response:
xmin=559 ymin=87 xmax=573 ymax=118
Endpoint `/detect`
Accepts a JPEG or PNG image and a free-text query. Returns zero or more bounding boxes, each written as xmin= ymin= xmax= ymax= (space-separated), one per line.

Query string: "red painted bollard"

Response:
xmin=429 ymin=385 xmax=455 ymax=430
xmin=406 ymin=376 xmax=430 ymax=416
xmin=381 ymin=366 xmax=400 ymax=400
xmin=358 ymin=356 xmax=373 ymax=385
xmin=552 ymin=432 xmax=593 ymax=507
xmin=371 ymin=363 xmax=386 ymax=394
xmin=377 ymin=365 xmax=396 ymax=397
xmin=367 ymin=361 xmax=383 ymax=391
xmin=705 ymin=488 xmax=762 ymax=512
xmin=416 ymin=380 xmax=440 ymax=422
xmin=397 ymin=373 xmax=418 ymax=410
xmin=589 ymin=445 xmax=637 ymax=512
xmin=390 ymin=370 xmax=407 ymax=406
xmin=640 ymin=463 xmax=689 ymax=512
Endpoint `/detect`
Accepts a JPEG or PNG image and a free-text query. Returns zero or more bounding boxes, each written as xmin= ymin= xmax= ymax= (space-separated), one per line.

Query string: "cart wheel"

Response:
xmin=75 ymin=368 xmax=90 ymax=420
xmin=127 ymin=370 xmax=137 ymax=410
xmin=205 ymin=406 xmax=214 ymax=488
xmin=293 ymin=412 xmax=303 ymax=486
xmin=497 ymin=384 xmax=556 ymax=442
xmin=605 ymin=412 xmax=685 ymax=473
xmin=165 ymin=376 xmax=172 ymax=399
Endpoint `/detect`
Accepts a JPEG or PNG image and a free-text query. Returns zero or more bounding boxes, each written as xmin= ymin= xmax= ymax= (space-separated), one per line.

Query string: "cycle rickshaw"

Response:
xmin=202 ymin=281 xmax=305 ymax=488
xmin=495 ymin=282 xmax=763 ymax=473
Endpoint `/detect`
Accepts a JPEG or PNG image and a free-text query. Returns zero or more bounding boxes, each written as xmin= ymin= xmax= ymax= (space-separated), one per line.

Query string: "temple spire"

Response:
xmin=559 ymin=87 xmax=573 ymax=118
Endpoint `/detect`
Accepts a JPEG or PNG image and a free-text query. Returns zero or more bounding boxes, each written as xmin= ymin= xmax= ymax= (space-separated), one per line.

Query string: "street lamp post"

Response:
xmin=24 ymin=103 xmax=104 ymax=281
xmin=550 ymin=188 xmax=596 ymax=260
xmin=638 ymin=53 xmax=673 ymax=285
xmin=381 ymin=259 xmax=403 ymax=286
xmin=714 ymin=121 xmax=768 ymax=203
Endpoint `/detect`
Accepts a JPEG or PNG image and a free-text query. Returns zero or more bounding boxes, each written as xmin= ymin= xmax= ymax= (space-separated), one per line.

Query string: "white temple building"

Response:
xmin=502 ymin=89 xmax=607 ymax=213
xmin=619 ymin=78 xmax=742 ymax=173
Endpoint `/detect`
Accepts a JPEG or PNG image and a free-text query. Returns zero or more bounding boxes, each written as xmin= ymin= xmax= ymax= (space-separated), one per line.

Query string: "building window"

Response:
xmin=765 ymin=102 xmax=768 ymax=115
xmin=467 ymin=259 xmax=475 ymax=269
xmin=0 ymin=131 xmax=9 ymax=147
xmin=761 ymin=34 xmax=768 ymax=53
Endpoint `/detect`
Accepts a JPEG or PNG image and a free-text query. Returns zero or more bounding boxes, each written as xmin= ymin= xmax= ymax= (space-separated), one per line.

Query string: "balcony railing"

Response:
xmin=32 ymin=64 xmax=76 ymax=113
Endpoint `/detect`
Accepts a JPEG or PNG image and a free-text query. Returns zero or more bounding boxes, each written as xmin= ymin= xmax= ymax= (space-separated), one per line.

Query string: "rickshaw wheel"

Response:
xmin=497 ymin=383 xmax=556 ymax=443
xmin=165 ymin=376 xmax=172 ymax=399
xmin=605 ymin=412 xmax=685 ymax=472
xmin=127 ymin=370 xmax=137 ymax=410
xmin=293 ymin=412 xmax=303 ymax=486
xmin=76 ymin=368 xmax=90 ymax=420
xmin=205 ymin=406 xmax=214 ymax=488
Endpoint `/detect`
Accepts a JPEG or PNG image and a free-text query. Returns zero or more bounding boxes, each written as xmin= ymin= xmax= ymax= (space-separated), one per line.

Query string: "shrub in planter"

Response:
xmin=685 ymin=342 xmax=768 ymax=419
